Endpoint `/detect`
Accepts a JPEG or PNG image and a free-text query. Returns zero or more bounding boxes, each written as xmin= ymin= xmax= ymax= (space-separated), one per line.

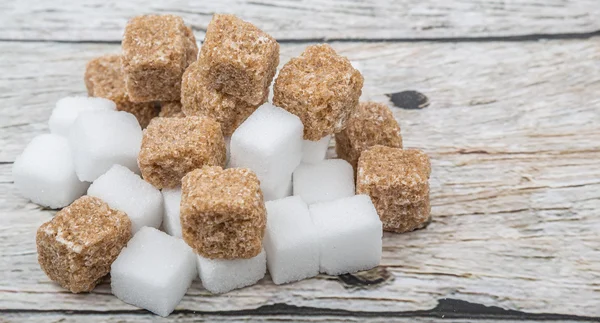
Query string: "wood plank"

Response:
xmin=1 ymin=38 xmax=599 ymax=319
xmin=1 ymin=0 xmax=599 ymax=42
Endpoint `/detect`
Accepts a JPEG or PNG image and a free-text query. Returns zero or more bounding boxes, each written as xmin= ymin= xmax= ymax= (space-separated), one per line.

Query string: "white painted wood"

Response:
xmin=1 ymin=0 xmax=599 ymax=42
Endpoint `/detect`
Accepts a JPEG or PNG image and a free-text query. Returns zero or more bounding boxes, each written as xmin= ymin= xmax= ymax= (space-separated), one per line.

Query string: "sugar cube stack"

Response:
xmin=88 ymin=165 xmax=163 ymax=233
xmin=49 ymin=96 xmax=116 ymax=137
xmin=13 ymin=134 xmax=89 ymax=208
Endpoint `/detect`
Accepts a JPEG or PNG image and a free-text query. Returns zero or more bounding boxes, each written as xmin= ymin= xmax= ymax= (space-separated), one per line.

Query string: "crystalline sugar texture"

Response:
xmin=197 ymin=249 xmax=266 ymax=294
xmin=309 ymin=195 xmax=382 ymax=275
xmin=302 ymin=135 xmax=330 ymax=164
xmin=229 ymin=103 xmax=303 ymax=199
xmin=162 ymin=187 xmax=182 ymax=238
xmin=111 ymin=227 xmax=197 ymax=317
xmin=13 ymin=134 xmax=89 ymax=208
xmin=69 ymin=110 xmax=142 ymax=182
xmin=293 ymin=159 xmax=354 ymax=204
xmin=88 ymin=165 xmax=163 ymax=233
xmin=49 ymin=96 xmax=116 ymax=137
xmin=264 ymin=196 xmax=319 ymax=284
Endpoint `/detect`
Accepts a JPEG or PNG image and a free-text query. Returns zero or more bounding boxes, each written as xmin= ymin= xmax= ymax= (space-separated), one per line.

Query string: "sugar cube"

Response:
xmin=122 ymin=15 xmax=198 ymax=102
xmin=197 ymin=249 xmax=266 ymax=294
xmin=88 ymin=165 xmax=163 ymax=233
xmin=229 ymin=104 xmax=303 ymax=199
xmin=181 ymin=59 xmax=265 ymax=136
xmin=264 ymin=196 xmax=319 ymax=284
xmin=13 ymin=134 xmax=89 ymax=208
xmin=48 ymin=96 xmax=116 ymax=137
xmin=200 ymin=14 xmax=279 ymax=105
xmin=293 ymin=159 xmax=354 ymax=205
xmin=309 ymin=195 xmax=382 ymax=275
xmin=138 ymin=116 xmax=226 ymax=189
xmin=111 ymin=227 xmax=196 ymax=317
xmin=265 ymin=175 xmax=293 ymax=201
xmin=159 ymin=101 xmax=185 ymax=118
xmin=336 ymin=102 xmax=402 ymax=170
xmin=302 ymin=135 xmax=331 ymax=164
xmin=37 ymin=196 xmax=131 ymax=293
xmin=69 ymin=110 xmax=142 ymax=182
xmin=85 ymin=55 xmax=159 ymax=128
xmin=273 ymin=44 xmax=363 ymax=140
xmin=181 ymin=166 xmax=266 ymax=259
xmin=162 ymin=187 xmax=182 ymax=238
xmin=357 ymin=145 xmax=431 ymax=233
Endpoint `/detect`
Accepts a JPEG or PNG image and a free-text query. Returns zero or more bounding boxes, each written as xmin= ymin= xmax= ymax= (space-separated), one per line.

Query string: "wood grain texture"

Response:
xmin=1 ymin=0 xmax=600 ymax=42
xmin=1 ymin=37 xmax=599 ymax=322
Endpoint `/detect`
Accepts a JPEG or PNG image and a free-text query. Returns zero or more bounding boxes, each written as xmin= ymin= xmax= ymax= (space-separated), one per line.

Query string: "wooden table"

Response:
xmin=1 ymin=1 xmax=599 ymax=322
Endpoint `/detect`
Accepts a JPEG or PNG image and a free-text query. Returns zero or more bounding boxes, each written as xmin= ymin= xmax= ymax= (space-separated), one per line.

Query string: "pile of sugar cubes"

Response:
xmin=13 ymin=14 xmax=432 ymax=317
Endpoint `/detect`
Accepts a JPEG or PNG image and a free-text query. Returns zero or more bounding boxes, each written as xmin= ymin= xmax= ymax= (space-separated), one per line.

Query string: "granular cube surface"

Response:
xmin=197 ymin=249 xmax=266 ymax=294
xmin=138 ymin=116 xmax=226 ymax=189
xmin=13 ymin=134 xmax=89 ymax=209
xmin=273 ymin=44 xmax=364 ymax=140
xmin=293 ymin=159 xmax=355 ymax=205
xmin=36 ymin=196 xmax=131 ymax=293
xmin=122 ymin=15 xmax=198 ymax=102
xmin=302 ymin=135 xmax=331 ymax=164
xmin=264 ymin=196 xmax=319 ymax=284
xmin=181 ymin=59 xmax=265 ymax=136
xmin=69 ymin=110 xmax=142 ymax=182
xmin=181 ymin=166 xmax=266 ymax=259
xmin=309 ymin=195 xmax=382 ymax=275
xmin=159 ymin=101 xmax=185 ymax=118
xmin=85 ymin=55 xmax=158 ymax=128
xmin=111 ymin=227 xmax=196 ymax=317
xmin=229 ymin=104 xmax=303 ymax=200
xmin=356 ymin=145 xmax=431 ymax=233
xmin=162 ymin=187 xmax=182 ymax=238
xmin=336 ymin=102 xmax=403 ymax=170
xmin=88 ymin=165 xmax=163 ymax=233
xmin=49 ymin=96 xmax=116 ymax=137
xmin=200 ymin=14 xmax=279 ymax=105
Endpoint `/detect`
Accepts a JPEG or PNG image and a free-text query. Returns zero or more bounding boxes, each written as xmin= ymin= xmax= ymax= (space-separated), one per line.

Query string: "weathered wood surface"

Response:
xmin=1 ymin=0 xmax=600 ymax=42
xmin=1 ymin=36 xmax=599 ymax=322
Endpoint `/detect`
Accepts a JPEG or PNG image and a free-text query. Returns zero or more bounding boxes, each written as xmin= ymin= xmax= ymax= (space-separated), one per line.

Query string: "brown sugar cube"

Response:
xmin=84 ymin=54 xmax=159 ymax=128
xmin=36 ymin=196 xmax=131 ymax=293
xmin=180 ymin=166 xmax=266 ymax=259
xmin=138 ymin=116 xmax=226 ymax=189
xmin=335 ymin=101 xmax=403 ymax=170
xmin=200 ymin=14 xmax=279 ymax=105
xmin=181 ymin=59 xmax=266 ymax=136
xmin=273 ymin=44 xmax=364 ymax=140
xmin=158 ymin=101 xmax=185 ymax=118
xmin=122 ymin=15 xmax=198 ymax=102
xmin=356 ymin=145 xmax=431 ymax=233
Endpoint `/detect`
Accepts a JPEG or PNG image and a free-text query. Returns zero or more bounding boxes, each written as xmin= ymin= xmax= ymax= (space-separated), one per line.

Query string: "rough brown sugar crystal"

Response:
xmin=356 ymin=145 xmax=431 ymax=233
xmin=158 ymin=101 xmax=185 ymax=118
xmin=84 ymin=54 xmax=158 ymax=128
xmin=138 ymin=116 xmax=226 ymax=189
xmin=180 ymin=166 xmax=266 ymax=259
xmin=200 ymin=14 xmax=279 ymax=105
xmin=273 ymin=44 xmax=364 ymax=140
xmin=181 ymin=59 xmax=265 ymax=136
xmin=36 ymin=196 xmax=131 ymax=293
xmin=122 ymin=15 xmax=198 ymax=102
xmin=335 ymin=101 xmax=403 ymax=170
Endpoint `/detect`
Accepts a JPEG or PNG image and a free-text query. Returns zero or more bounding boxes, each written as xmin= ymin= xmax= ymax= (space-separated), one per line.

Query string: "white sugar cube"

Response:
xmin=309 ymin=195 xmax=382 ymax=275
xmin=264 ymin=175 xmax=293 ymax=201
xmin=69 ymin=110 xmax=142 ymax=182
xmin=162 ymin=187 xmax=182 ymax=238
xmin=197 ymin=249 xmax=266 ymax=294
xmin=111 ymin=227 xmax=197 ymax=317
xmin=12 ymin=134 xmax=89 ymax=208
xmin=302 ymin=135 xmax=330 ymax=164
xmin=293 ymin=159 xmax=354 ymax=204
xmin=88 ymin=165 xmax=163 ymax=233
xmin=264 ymin=196 xmax=319 ymax=284
xmin=49 ymin=96 xmax=116 ymax=137
xmin=230 ymin=104 xmax=303 ymax=199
